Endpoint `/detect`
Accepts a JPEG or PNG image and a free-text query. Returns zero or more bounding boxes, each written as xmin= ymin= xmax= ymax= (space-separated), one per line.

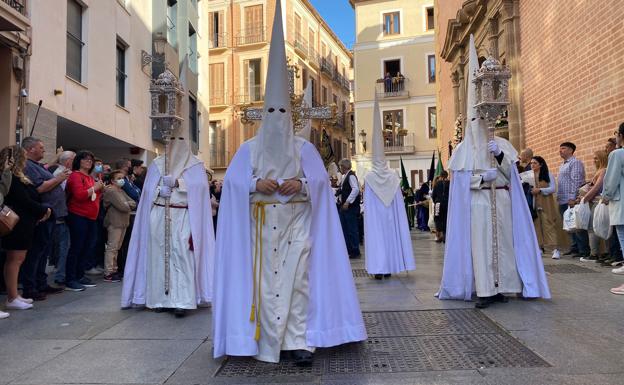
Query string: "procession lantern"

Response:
xmin=473 ymin=56 xmax=511 ymax=123
xmin=149 ymin=69 xmax=184 ymax=140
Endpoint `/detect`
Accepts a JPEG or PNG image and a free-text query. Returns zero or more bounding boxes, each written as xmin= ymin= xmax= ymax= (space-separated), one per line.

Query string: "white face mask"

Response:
xmin=114 ymin=179 xmax=125 ymax=187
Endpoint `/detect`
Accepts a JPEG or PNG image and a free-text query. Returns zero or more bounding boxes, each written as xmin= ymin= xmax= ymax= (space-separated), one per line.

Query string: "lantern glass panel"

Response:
xmin=158 ymin=94 xmax=167 ymax=114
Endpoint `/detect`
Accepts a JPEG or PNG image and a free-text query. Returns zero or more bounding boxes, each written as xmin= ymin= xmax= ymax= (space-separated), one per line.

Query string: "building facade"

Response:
xmin=437 ymin=0 xmax=624 ymax=172
xmin=25 ymin=0 xmax=210 ymax=165
xmin=0 ymin=0 xmax=30 ymax=149
xmin=206 ymin=0 xmax=353 ymax=172
xmin=350 ymin=0 xmax=437 ymax=189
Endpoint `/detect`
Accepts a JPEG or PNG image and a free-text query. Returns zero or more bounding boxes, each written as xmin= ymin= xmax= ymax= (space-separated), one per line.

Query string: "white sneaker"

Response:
xmin=17 ymin=295 xmax=33 ymax=304
xmin=0 ymin=310 xmax=9 ymax=319
xmin=551 ymin=249 xmax=561 ymax=260
xmin=612 ymin=265 xmax=624 ymax=275
xmin=5 ymin=298 xmax=33 ymax=310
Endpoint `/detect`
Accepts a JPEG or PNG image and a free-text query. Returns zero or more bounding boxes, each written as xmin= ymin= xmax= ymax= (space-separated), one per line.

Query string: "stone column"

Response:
xmin=501 ymin=0 xmax=524 ymax=149
xmin=452 ymin=71 xmax=460 ymax=119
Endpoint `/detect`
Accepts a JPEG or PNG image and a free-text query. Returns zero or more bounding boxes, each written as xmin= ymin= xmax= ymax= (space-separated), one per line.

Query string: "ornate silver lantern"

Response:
xmin=148 ymin=69 xmax=184 ymax=296
xmin=473 ymin=56 xmax=511 ymax=123
xmin=149 ymin=69 xmax=184 ymax=139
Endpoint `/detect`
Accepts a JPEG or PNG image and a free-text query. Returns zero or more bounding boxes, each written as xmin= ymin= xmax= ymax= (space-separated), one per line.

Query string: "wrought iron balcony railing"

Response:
xmin=308 ymin=48 xmax=320 ymax=67
xmin=235 ymin=85 xmax=264 ymax=104
xmin=320 ymin=58 xmax=334 ymax=76
xmin=235 ymin=27 xmax=266 ymax=46
xmin=209 ymin=90 xmax=230 ymax=106
xmin=209 ymin=32 xmax=228 ymax=49
xmin=2 ymin=0 xmax=25 ymax=15
xmin=376 ymin=77 xmax=409 ymax=99
xmin=384 ymin=132 xmax=416 ymax=154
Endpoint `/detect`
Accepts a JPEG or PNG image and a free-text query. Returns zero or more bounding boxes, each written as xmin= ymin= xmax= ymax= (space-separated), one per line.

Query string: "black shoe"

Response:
xmin=383 ymin=274 xmax=391 ymax=278
xmin=22 ymin=291 xmax=47 ymax=301
xmin=374 ymin=274 xmax=383 ymax=280
xmin=492 ymin=293 xmax=508 ymax=303
xmin=40 ymin=285 xmax=64 ymax=295
xmin=475 ymin=296 xmax=494 ymax=309
xmin=173 ymin=308 xmax=187 ymax=318
xmin=563 ymin=249 xmax=578 ymax=256
xmin=291 ymin=350 xmax=313 ymax=367
xmin=153 ymin=307 xmax=170 ymax=313
xmin=78 ymin=277 xmax=97 ymax=288
xmin=349 ymin=254 xmax=361 ymax=259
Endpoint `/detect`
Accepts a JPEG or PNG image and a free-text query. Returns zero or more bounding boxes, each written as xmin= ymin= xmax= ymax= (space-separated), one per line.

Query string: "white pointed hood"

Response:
xmin=251 ymin=0 xmax=300 ymax=179
xmin=364 ymin=97 xmax=400 ymax=206
xmin=447 ymin=35 xmax=516 ymax=171
xmin=296 ymin=82 xmax=312 ymax=141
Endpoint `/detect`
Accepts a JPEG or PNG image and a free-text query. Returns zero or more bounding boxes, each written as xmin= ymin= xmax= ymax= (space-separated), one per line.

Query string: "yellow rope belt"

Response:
xmin=250 ymin=199 xmax=309 ymax=341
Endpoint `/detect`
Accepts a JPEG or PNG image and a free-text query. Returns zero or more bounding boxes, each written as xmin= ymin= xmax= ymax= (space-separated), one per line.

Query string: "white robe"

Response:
xmin=364 ymin=186 xmax=415 ymax=275
xmin=121 ymin=162 xmax=214 ymax=308
xmin=212 ymin=137 xmax=367 ymax=359
xmin=468 ymin=153 xmax=522 ymax=297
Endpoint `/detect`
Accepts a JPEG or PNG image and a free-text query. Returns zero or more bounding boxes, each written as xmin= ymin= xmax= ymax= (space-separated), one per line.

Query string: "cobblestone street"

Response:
xmin=1 ymin=231 xmax=623 ymax=385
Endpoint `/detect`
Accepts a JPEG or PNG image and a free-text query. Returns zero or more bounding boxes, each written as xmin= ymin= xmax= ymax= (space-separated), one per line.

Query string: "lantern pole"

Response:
xmin=473 ymin=56 xmax=511 ymax=289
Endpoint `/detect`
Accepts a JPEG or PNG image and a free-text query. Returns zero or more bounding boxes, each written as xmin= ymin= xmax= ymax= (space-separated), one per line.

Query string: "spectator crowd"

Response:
xmin=0 ymin=137 xmax=223 ymax=319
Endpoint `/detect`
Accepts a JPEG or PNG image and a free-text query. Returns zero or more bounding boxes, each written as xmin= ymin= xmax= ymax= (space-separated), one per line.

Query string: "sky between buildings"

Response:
xmin=309 ymin=0 xmax=355 ymax=49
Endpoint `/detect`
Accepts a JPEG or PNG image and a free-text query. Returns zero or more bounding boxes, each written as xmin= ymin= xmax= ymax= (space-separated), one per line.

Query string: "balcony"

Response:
xmin=209 ymin=90 xmax=230 ymax=107
xmin=235 ymin=85 xmax=264 ymax=105
xmin=308 ymin=48 xmax=320 ymax=68
xmin=376 ymin=77 xmax=409 ymax=99
xmin=2 ymin=0 xmax=24 ymax=15
xmin=209 ymin=32 xmax=228 ymax=50
xmin=1 ymin=0 xmax=28 ymax=32
xmin=293 ymin=33 xmax=307 ymax=57
xmin=320 ymin=58 xmax=334 ymax=77
xmin=210 ymin=149 xmax=228 ymax=169
xmin=384 ymin=132 xmax=415 ymax=154
xmin=235 ymin=27 xmax=266 ymax=46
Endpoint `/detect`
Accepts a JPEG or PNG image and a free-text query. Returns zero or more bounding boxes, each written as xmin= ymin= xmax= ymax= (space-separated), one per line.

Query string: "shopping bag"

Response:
xmin=562 ymin=206 xmax=578 ymax=233
xmin=574 ymin=202 xmax=591 ymax=230
xmin=593 ymin=201 xmax=611 ymax=240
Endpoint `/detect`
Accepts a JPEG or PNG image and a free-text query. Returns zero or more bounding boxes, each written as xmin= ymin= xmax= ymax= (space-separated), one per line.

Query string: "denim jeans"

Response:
xmin=20 ymin=218 xmax=54 ymax=293
xmin=559 ymin=204 xmax=589 ymax=255
xmin=65 ymin=213 xmax=96 ymax=284
xmin=53 ymin=220 xmax=70 ymax=283
xmin=614 ymin=225 xmax=624 ymax=256
xmin=339 ymin=207 xmax=360 ymax=257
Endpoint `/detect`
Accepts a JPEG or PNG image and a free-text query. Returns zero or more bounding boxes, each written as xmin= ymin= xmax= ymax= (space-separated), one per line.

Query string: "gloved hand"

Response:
xmin=487 ymin=140 xmax=502 ymax=156
xmin=159 ymin=185 xmax=172 ymax=198
xmin=163 ymin=175 xmax=176 ymax=188
xmin=481 ymin=168 xmax=498 ymax=183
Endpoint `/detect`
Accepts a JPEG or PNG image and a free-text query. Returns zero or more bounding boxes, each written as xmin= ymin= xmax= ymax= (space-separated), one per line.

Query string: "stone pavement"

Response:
xmin=1 ymin=231 xmax=623 ymax=385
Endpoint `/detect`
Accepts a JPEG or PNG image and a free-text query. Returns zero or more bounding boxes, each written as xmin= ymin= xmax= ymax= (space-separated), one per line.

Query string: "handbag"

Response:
xmin=0 ymin=205 xmax=19 ymax=236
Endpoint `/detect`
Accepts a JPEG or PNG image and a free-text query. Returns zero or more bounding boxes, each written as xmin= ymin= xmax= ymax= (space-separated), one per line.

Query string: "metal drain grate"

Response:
xmin=215 ymin=309 xmax=549 ymax=378
xmin=544 ymin=264 xmax=599 ymax=274
xmin=352 ymin=268 xmax=373 ymax=278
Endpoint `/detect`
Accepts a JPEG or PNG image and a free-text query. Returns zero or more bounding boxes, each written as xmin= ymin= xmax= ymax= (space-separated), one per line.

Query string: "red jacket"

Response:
xmin=66 ymin=171 xmax=101 ymax=220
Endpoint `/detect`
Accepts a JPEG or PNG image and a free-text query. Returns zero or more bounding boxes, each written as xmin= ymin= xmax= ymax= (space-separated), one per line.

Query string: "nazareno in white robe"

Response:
xmin=363 ymin=186 xmax=415 ymax=275
xmin=212 ymin=137 xmax=367 ymax=358
xmin=121 ymin=161 xmax=215 ymax=308
xmin=437 ymin=138 xmax=551 ymax=301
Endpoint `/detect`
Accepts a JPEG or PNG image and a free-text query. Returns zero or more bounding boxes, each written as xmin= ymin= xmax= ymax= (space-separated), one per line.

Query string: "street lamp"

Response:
xmin=142 ymin=33 xmax=168 ymax=72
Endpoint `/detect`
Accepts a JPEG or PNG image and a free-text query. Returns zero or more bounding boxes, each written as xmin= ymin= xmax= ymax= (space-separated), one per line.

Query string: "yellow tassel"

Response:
xmin=249 ymin=304 xmax=255 ymax=322
xmin=254 ymin=324 xmax=261 ymax=341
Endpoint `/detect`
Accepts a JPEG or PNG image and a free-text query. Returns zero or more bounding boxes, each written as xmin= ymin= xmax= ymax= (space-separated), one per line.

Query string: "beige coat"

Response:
xmin=103 ymin=186 xmax=136 ymax=228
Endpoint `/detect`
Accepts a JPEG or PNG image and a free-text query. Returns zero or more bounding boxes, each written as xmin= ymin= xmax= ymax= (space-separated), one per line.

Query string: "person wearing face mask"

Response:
xmin=102 ymin=170 xmax=136 ymax=282
xmin=114 ymin=158 xmax=141 ymax=203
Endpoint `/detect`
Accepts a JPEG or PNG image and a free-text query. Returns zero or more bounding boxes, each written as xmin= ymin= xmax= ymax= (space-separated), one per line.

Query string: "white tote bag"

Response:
xmin=574 ymin=202 xmax=592 ymax=230
xmin=593 ymin=201 xmax=611 ymax=240
xmin=563 ymin=206 xmax=578 ymax=233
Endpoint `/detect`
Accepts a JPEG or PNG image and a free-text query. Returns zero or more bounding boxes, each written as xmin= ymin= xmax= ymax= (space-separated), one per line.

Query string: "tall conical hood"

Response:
xmin=251 ymin=0 xmax=300 ymax=179
xmin=296 ymin=82 xmax=312 ymax=141
xmin=364 ymin=96 xmax=400 ymax=206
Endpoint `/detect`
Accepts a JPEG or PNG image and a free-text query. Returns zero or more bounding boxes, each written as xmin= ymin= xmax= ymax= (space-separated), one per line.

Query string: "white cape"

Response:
xmin=121 ymin=162 xmax=215 ymax=307
xmin=437 ymin=165 xmax=551 ymax=300
xmin=364 ymin=185 xmax=415 ymax=274
xmin=212 ymin=137 xmax=367 ymax=358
